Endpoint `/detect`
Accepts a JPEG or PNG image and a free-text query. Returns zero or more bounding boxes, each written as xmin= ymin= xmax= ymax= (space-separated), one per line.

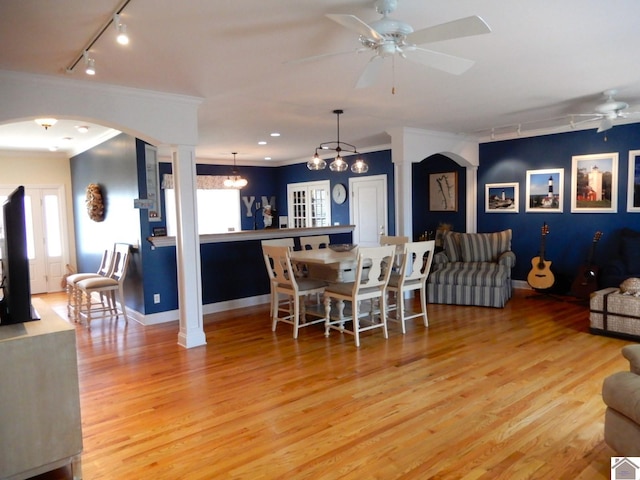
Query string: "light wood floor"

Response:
xmin=31 ymin=289 xmax=629 ymax=480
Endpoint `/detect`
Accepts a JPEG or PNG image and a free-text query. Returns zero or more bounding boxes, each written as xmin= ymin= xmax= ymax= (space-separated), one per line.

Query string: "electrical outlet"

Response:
xmin=153 ymin=293 xmax=161 ymax=304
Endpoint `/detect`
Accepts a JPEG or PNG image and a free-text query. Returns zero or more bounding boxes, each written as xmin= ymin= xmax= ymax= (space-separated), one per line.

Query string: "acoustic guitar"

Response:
xmin=527 ymin=223 xmax=555 ymax=290
xmin=570 ymin=231 xmax=603 ymax=299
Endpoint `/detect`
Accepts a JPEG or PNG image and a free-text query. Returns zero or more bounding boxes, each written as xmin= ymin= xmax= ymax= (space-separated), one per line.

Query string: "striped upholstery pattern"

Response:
xmin=427 ymin=230 xmax=515 ymax=308
xmin=460 ymin=229 xmax=512 ymax=262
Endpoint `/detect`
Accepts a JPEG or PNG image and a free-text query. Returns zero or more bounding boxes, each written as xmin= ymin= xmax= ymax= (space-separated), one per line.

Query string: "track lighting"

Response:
xmin=308 ymin=109 xmax=368 ymax=174
xmin=114 ymin=14 xmax=129 ymax=45
xmin=84 ymin=52 xmax=96 ymax=75
xmin=65 ymin=0 xmax=132 ymax=74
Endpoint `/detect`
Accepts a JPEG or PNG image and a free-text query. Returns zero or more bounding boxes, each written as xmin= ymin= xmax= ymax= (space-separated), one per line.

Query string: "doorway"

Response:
xmin=0 ymin=186 xmax=68 ymax=294
xmin=349 ymin=174 xmax=388 ymax=246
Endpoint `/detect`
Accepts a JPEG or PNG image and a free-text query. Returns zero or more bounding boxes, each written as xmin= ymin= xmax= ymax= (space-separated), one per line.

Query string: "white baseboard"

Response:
xmin=130 ymin=294 xmax=271 ymax=326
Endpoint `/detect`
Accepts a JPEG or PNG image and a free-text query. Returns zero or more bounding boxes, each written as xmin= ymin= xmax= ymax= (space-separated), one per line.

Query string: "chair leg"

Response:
xmin=323 ymin=294 xmax=332 ymax=337
xmin=118 ymin=286 xmax=128 ymax=322
xmin=292 ymin=295 xmax=301 ymax=339
xmin=353 ymin=301 xmax=360 ymax=347
xmin=420 ymin=287 xmax=429 ymax=327
xmin=380 ymin=294 xmax=389 ymax=340
xmin=271 ymin=290 xmax=278 ymax=332
xmin=398 ymin=292 xmax=406 ymax=334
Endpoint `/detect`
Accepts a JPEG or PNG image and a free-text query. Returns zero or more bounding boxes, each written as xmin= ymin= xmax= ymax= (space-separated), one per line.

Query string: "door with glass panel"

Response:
xmin=287 ymin=180 xmax=331 ymax=228
xmin=0 ymin=186 xmax=68 ymax=294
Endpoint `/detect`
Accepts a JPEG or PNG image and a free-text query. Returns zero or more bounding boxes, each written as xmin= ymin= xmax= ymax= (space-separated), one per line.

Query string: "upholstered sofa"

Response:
xmin=601 ymin=228 xmax=640 ymax=288
xmin=427 ymin=229 xmax=515 ymax=308
xmin=602 ymin=345 xmax=640 ymax=455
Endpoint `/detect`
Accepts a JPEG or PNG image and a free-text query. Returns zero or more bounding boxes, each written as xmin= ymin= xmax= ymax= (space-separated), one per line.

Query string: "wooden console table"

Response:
xmin=0 ymin=299 xmax=83 ymax=480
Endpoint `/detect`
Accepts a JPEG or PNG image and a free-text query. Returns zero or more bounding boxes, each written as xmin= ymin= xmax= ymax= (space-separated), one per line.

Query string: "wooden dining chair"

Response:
xmin=387 ymin=240 xmax=435 ymax=333
xmin=75 ymin=243 xmax=131 ymax=328
xmin=261 ymin=238 xmax=295 ymax=248
xmin=300 ymin=235 xmax=330 ymax=250
xmin=66 ymin=247 xmax=114 ymax=322
xmin=262 ymin=245 xmax=327 ymax=338
xmin=323 ymin=245 xmax=395 ymax=347
xmin=380 ymin=234 xmax=409 ymax=272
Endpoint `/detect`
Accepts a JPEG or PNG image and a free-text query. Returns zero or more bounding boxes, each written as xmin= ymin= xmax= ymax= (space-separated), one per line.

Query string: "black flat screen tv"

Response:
xmin=0 ymin=186 xmax=39 ymax=324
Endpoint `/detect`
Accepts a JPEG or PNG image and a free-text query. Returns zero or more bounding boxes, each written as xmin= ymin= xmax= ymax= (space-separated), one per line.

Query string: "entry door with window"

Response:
xmin=0 ymin=186 xmax=68 ymax=294
xmin=287 ymin=180 xmax=331 ymax=228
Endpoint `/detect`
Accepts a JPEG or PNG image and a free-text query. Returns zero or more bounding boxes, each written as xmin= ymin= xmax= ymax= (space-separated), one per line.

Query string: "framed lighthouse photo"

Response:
xmin=525 ymin=168 xmax=564 ymax=213
xmin=570 ymin=153 xmax=618 ymax=213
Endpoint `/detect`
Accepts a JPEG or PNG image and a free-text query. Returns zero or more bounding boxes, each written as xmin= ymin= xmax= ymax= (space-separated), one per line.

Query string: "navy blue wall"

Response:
xmin=70 ymin=133 xmax=145 ymax=312
xmin=412 ymin=154 xmax=467 ymax=240
xmin=478 ymin=123 xmax=640 ymax=286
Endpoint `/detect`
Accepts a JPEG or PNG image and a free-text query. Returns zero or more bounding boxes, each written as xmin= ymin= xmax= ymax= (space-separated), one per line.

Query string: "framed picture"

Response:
xmin=525 ymin=168 xmax=563 ymax=213
xmin=628 ymin=150 xmax=640 ymax=212
xmin=429 ymin=172 xmax=457 ymax=212
xmin=485 ymin=182 xmax=519 ymax=213
xmin=570 ymin=152 xmax=618 ymax=213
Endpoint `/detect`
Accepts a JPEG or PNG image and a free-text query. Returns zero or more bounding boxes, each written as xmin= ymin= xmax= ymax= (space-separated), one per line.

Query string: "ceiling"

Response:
xmin=2 ymin=0 xmax=640 ymax=165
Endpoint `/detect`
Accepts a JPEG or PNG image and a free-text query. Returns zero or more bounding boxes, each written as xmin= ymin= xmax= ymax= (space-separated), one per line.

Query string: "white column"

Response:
xmin=388 ymin=127 xmax=413 ymax=238
xmin=172 ymin=145 xmax=206 ymax=348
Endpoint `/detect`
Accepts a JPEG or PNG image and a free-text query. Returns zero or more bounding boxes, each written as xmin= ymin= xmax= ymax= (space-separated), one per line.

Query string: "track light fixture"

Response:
xmin=223 ymin=152 xmax=248 ymax=189
xmin=83 ymin=51 xmax=96 ymax=75
xmin=114 ymin=14 xmax=129 ymax=45
xmin=308 ymin=109 xmax=368 ymax=174
xmin=65 ymin=0 xmax=132 ymax=75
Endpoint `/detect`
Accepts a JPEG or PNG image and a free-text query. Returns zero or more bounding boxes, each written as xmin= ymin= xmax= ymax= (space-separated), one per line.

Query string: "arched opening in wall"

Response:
xmin=411 ymin=153 xmax=468 ymax=241
xmin=0 ymin=115 xmax=160 ymax=294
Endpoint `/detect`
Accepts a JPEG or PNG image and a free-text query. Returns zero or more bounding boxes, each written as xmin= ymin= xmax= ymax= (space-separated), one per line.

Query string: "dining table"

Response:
xmin=289 ymin=247 xmax=360 ymax=283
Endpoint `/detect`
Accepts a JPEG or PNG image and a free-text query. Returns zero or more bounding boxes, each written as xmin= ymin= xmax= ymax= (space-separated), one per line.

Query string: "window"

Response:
xmin=163 ymin=175 xmax=241 ymax=235
xmin=287 ymin=180 xmax=331 ymax=228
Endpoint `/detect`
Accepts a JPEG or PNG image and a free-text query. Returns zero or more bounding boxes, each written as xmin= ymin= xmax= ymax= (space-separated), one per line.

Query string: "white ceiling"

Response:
xmin=2 ymin=0 xmax=640 ymax=164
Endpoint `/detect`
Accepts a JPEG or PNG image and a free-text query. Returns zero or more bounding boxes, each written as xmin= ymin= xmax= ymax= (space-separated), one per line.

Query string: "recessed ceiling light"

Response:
xmin=270 ymin=133 xmax=280 ymax=137
xmin=264 ymin=156 xmax=272 ymax=160
xmin=75 ymin=125 xmax=89 ymax=133
xmin=48 ymin=146 xmax=59 ymax=152
xmin=258 ymin=141 xmax=267 ymax=145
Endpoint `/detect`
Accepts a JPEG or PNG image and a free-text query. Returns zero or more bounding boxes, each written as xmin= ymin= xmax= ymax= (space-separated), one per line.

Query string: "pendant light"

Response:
xmin=308 ymin=109 xmax=368 ymax=173
xmin=224 ymin=152 xmax=248 ymax=189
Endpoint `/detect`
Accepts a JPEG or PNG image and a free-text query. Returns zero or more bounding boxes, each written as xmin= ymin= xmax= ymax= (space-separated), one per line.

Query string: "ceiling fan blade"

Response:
xmin=285 ymin=48 xmax=362 ymax=65
xmin=405 ymin=47 xmax=475 ymax=75
xmin=597 ymin=117 xmax=613 ymax=133
xmin=407 ymin=15 xmax=491 ymax=45
xmin=326 ymin=14 xmax=383 ymax=42
xmin=355 ymin=55 xmax=384 ymax=89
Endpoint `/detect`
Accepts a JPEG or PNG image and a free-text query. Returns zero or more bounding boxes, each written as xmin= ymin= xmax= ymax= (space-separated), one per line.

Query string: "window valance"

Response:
xmin=162 ymin=174 xmax=229 ymax=190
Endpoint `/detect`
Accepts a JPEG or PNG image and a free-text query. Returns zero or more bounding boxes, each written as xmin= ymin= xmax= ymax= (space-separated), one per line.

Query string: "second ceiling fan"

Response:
xmin=296 ymin=0 xmax=491 ymax=89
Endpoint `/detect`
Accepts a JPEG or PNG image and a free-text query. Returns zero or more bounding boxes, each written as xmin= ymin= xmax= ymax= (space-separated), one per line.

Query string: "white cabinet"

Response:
xmin=0 ymin=299 xmax=82 ymax=480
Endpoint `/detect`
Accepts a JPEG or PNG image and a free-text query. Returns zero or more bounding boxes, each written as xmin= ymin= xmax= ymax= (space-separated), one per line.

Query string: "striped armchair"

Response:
xmin=427 ymin=229 xmax=515 ymax=308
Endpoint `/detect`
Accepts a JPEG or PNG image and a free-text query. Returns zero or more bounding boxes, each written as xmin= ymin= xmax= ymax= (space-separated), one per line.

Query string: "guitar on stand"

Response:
xmin=570 ymin=231 xmax=603 ymax=300
xmin=527 ymin=223 xmax=555 ymax=291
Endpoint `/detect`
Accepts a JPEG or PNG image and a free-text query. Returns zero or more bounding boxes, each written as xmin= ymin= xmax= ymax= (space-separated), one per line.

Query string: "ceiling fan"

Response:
xmin=573 ymin=89 xmax=640 ymax=132
xmin=292 ymin=0 xmax=491 ymax=88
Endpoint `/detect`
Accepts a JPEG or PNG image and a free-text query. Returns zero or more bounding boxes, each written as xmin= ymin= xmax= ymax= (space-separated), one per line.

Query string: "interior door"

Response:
xmin=349 ymin=175 xmax=387 ymax=247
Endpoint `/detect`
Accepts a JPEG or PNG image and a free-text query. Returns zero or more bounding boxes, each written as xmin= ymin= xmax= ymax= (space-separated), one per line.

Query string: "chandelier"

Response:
xmin=308 ymin=109 xmax=368 ymax=174
xmin=223 ymin=152 xmax=248 ymax=189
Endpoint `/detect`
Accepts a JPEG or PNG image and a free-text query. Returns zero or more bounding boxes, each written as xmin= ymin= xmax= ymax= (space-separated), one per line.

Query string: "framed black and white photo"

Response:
xmin=485 ymin=182 xmax=519 ymax=213
xmin=525 ymin=169 xmax=563 ymax=213
xmin=571 ymin=152 xmax=618 ymax=213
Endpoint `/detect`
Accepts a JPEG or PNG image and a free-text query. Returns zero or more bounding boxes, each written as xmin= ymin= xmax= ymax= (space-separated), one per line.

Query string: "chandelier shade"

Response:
xmin=308 ymin=109 xmax=368 ymax=173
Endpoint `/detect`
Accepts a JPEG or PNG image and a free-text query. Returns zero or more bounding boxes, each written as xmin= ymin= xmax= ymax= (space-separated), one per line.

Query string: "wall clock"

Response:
xmin=332 ymin=183 xmax=347 ymax=204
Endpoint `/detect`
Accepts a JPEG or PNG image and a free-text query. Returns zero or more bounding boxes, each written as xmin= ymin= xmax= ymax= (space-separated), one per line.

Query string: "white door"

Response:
xmin=0 ymin=186 xmax=68 ymax=294
xmin=349 ymin=175 xmax=387 ymax=247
